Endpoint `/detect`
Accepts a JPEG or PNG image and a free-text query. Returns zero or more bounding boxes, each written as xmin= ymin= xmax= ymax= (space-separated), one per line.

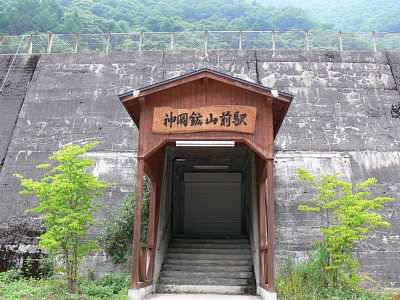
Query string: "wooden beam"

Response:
xmin=148 ymin=180 xmax=157 ymax=249
xmin=149 ymin=147 xmax=166 ymax=278
xmin=149 ymin=178 xmax=163 ymax=278
xmin=144 ymin=161 xmax=161 ymax=184
xmin=267 ymin=159 xmax=275 ymax=292
xmin=258 ymin=179 xmax=267 ymax=285
xmin=131 ymin=158 xmax=144 ymax=288
xmin=139 ymin=96 xmax=146 ymax=107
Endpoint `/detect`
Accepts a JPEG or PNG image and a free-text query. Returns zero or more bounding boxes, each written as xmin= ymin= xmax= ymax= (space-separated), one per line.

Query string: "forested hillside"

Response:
xmin=0 ymin=0 xmax=322 ymax=35
xmin=259 ymin=0 xmax=400 ymax=32
xmin=0 ymin=0 xmax=398 ymax=35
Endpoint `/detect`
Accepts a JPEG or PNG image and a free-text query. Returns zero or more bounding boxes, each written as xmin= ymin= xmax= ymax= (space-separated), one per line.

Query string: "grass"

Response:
xmin=1 ymin=260 xmax=399 ymax=300
xmin=0 ymin=270 xmax=130 ymax=300
xmin=275 ymin=247 xmax=400 ymax=300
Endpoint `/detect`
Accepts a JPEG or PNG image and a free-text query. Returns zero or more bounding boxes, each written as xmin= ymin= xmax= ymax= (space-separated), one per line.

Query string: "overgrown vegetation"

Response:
xmin=0 ymin=269 xmax=130 ymax=300
xmin=276 ymin=244 xmax=400 ymax=300
xmin=0 ymin=0 xmax=322 ymax=35
xmin=100 ymin=176 xmax=151 ymax=265
xmin=14 ymin=142 xmax=116 ymax=293
xmin=297 ymin=168 xmax=394 ymax=287
xmin=1 ymin=0 xmax=398 ymax=35
xmin=259 ymin=0 xmax=400 ymax=32
xmin=275 ymin=168 xmax=397 ymax=299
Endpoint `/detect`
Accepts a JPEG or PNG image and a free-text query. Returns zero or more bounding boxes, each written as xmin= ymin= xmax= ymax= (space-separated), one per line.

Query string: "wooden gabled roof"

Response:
xmin=119 ymin=68 xmax=293 ymax=138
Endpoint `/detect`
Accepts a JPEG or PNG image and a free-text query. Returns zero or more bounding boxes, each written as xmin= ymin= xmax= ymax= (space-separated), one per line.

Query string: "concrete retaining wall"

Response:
xmin=0 ymin=50 xmax=399 ymax=286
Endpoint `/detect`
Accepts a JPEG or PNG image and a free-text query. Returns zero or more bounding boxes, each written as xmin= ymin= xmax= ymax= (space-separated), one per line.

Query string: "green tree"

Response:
xmin=297 ymin=168 xmax=394 ymax=287
xmin=14 ymin=142 xmax=115 ymax=293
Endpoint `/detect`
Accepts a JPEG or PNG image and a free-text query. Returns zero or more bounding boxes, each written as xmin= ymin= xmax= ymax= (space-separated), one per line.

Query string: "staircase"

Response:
xmin=157 ymin=235 xmax=255 ymax=295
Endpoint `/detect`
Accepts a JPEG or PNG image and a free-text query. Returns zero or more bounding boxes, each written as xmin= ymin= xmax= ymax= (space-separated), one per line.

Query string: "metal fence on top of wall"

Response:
xmin=0 ymin=30 xmax=400 ymax=55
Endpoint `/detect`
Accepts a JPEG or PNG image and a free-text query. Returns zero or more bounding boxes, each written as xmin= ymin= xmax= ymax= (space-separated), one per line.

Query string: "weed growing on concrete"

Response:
xmin=275 ymin=245 xmax=397 ymax=300
xmin=297 ymin=168 xmax=394 ymax=287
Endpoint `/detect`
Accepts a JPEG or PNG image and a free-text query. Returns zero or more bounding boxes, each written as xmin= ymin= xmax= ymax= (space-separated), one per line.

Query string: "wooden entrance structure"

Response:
xmin=119 ymin=69 xmax=293 ymax=294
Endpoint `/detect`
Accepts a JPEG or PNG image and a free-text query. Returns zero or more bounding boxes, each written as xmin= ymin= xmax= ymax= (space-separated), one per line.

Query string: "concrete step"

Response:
xmin=173 ymin=238 xmax=250 ymax=244
xmin=163 ymin=258 xmax=253 ymax=266
xmin=165 ymin=253 xmax=252 ymax=261
xmin=161 ymin=271 xmax=253 ymax=279
xmin=145 ymin=294 xmax=262 ymax=300
xmin=162 ymin=264 xmax=252 ymax=272
xmin=158 ymin=236 xmax=255 ymax=295
xmin=168 ymin=248 xmax=251 ymax=255
xmin=173 ymin=234 xmax=249 ymax=239
xmin=169 ymin=242 xmax=251 ymax=249
xmin=158 ymin=277 xmax=250 ymax=286
xmin=156 ymin=284 xmax=252 ymax=295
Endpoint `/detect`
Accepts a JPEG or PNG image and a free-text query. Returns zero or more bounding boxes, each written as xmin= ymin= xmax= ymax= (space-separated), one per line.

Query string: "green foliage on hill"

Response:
xmin=0 ymin=0 xmax=321 ymax=35
xmin=259 ymin=0 xmax=400 ymax=32
xmin=0 ymin=0 xmax=397 ymax=37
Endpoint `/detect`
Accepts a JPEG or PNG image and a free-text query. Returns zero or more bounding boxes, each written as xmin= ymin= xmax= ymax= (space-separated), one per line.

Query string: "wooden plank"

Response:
xmin=266 ymin=99 xmax=275 ymax=291
xmin=131 ymin=159 xmax=144 ymax=288
xmin=267 ymin=159 xmax=275 ymax=292
xmin=258 ymin=180 xmax=267 ymax=285
xmin=152 ymin=105 xmax=257 ymax=134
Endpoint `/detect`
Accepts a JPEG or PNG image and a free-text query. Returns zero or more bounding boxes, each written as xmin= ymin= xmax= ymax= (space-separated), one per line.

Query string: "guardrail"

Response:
xmin=0 ymin=30 xmax=400 ymax=54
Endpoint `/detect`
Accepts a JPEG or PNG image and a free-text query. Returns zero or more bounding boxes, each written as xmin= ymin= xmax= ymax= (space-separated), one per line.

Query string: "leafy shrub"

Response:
xmin=276 ymin=245 xmax=390 ymax=300
xmin=94 ymin=274 xmax=130 ymax=294
xmin=0 ymin=269 xmax=22 ymax=286
xmin=297 ymin=168 xmax=394 ymax=287
xmin=82 ymin=284 xmax=115 ymax=297
xmin=100 ymin=176 xmax=151 ymax=264
xmin=39 ymin=254 xmax=54 ymax=278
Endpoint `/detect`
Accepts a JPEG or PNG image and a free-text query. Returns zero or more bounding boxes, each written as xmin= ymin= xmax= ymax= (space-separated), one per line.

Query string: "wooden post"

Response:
xmin=149 ymin=177 xmax=163 ymax=279
xmin=266 ymin=98 xmax=275 ymax=291
xmin=131 ymin=158 xmax=145 ymax=288
xmin=148 ymin=179 xmax=157 ymax=249
xmin=266 ymin=159 xmax=275 ymax=292
xmin=146 ymin=179 xmax=157 ymax=280
xmin=258 ymin=179 xmax=267 ymax=286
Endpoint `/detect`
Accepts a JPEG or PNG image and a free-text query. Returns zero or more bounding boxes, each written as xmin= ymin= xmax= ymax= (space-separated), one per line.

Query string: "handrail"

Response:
xmin=0 ymin=30 xmax=399 ymax=55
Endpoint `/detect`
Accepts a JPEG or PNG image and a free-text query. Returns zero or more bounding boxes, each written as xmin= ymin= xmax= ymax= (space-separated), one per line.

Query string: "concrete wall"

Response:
xmin=0 ymin=50 xmax=399 ymax=286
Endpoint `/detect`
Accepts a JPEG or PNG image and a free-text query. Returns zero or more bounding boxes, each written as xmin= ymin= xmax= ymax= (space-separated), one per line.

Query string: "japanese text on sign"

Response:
xmin=152 ymin=105 xmax=256 ymax=134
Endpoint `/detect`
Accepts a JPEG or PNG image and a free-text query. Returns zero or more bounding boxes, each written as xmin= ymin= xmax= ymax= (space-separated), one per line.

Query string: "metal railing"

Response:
xmin=1 ymin=30 xmax=400 ymax=54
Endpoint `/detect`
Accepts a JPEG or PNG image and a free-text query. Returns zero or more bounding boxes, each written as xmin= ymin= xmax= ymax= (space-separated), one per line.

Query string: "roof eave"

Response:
xmin=118 ymin=68 xmax=294 ymax=102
